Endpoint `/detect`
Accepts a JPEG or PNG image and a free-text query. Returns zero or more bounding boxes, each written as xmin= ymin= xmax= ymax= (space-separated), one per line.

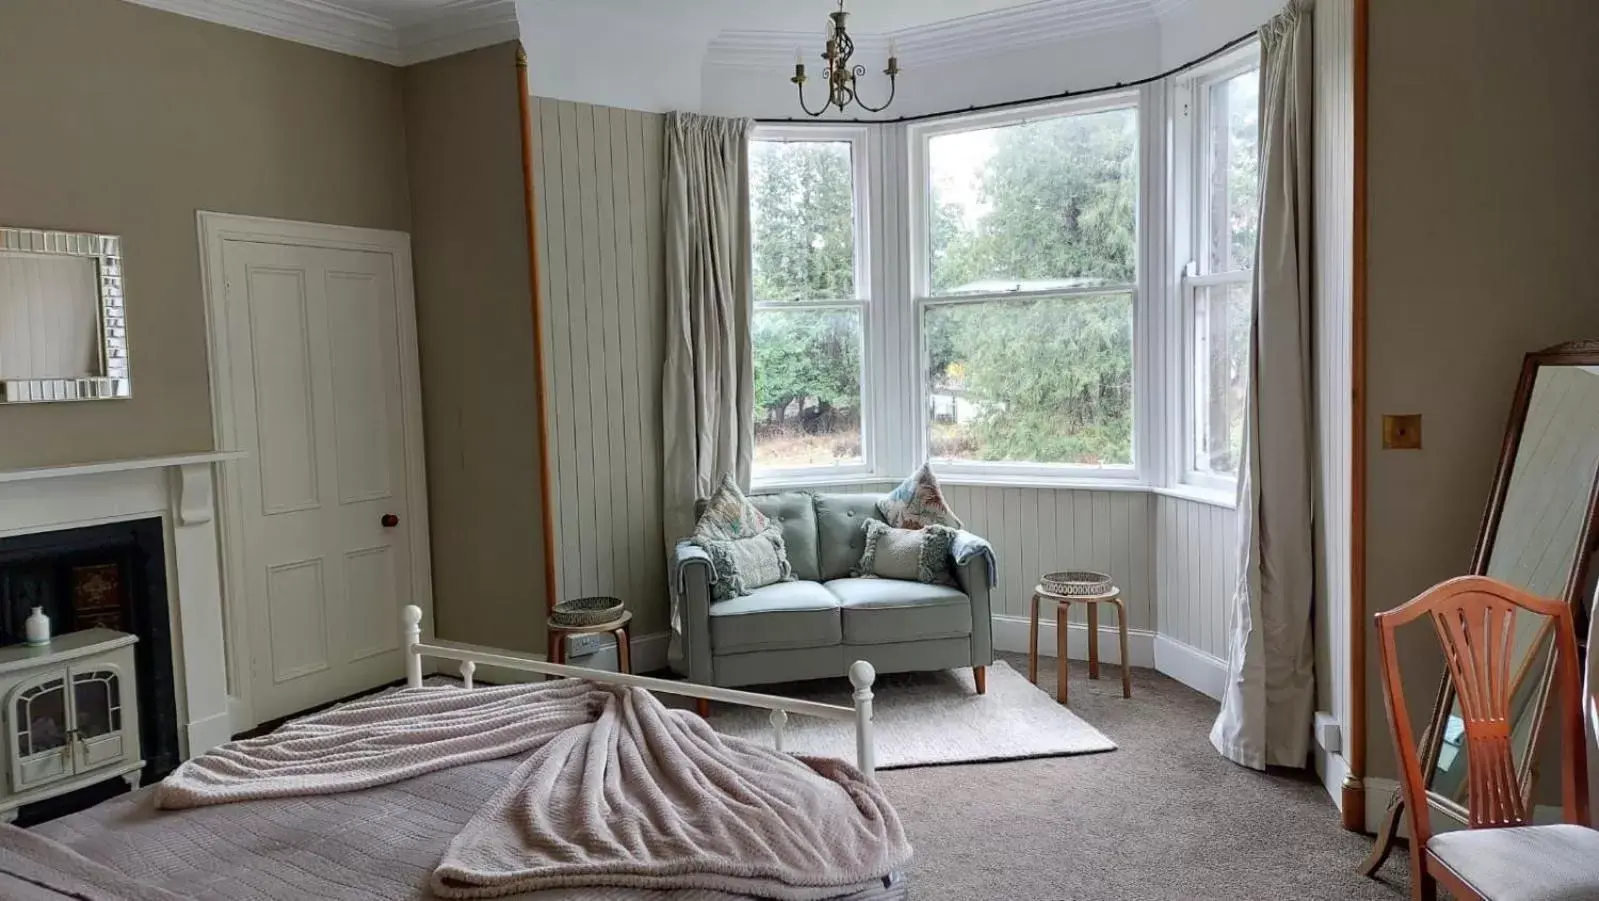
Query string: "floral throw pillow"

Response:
xmin=855 ymin=520 xmax=958 ymax=585
xmin=877 ymin=463 xmax=963 ymax=530
xmin=695 ymin=474 xmax=769 ymax=540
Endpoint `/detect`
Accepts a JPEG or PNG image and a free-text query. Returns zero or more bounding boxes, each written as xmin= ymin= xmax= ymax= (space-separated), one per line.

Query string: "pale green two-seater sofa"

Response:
xmin=672 ymin=491 xmax=996 ymax=692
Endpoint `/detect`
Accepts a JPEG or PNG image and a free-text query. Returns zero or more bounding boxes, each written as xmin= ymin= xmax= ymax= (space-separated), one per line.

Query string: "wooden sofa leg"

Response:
xmin=973 ymin=666 xmax=987 ymax=695
xmin=696 ymin=698 xmax=711 ymax=718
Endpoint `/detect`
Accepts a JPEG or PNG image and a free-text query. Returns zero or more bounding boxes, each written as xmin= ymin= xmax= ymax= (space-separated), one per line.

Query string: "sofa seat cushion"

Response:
xmin=1428 ymin=824 xmax=1599 ymax=901
xmin=709 ymin=581 xmax=841 ymax=654
xmin=826 ymin=578 xmax=972 ymax=645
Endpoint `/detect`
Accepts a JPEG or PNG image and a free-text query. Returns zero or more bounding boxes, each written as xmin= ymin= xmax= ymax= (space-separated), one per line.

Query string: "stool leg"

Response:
xmin=1115 ymin=599 xmax=1131 ymax=698
xmin=546 ymin=631 xmax=560 ymax=682
xmin=1028 ymin=593 xmax=1041 ymax=685
xmin=615 ymin=627 xmax=631 ymax=674
xmin=1086 ymin=602 xmax=1100 ymax=680
xmin=1056 ymin=601 xmax=1068 ymax=705
xmin=696 ymin=698 xmax=711 ymax=718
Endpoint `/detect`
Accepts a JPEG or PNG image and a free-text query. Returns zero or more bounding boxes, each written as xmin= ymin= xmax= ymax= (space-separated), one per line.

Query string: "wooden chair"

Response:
xmin=1376 ymin=575 xmax=1599 ymax=901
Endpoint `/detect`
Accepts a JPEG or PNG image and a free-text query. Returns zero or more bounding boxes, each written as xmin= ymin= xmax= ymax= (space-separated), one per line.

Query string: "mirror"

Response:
xmin=1431 ymin=361 xmax=1599 ymax=813
xmin=1364 ymin=341 xmax=1599 ymax=873
xmin=0 ymin=227 xmax=131 ymax=402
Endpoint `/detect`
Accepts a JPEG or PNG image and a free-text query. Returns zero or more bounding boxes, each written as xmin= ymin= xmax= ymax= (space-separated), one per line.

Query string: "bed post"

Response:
xmin=404 ymin=605 xmax=423 ymax=689
xmin=848 ymin=660 xmax=876 ymax=776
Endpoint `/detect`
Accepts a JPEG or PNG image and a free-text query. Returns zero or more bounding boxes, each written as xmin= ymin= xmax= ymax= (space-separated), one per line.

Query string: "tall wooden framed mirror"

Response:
xmin=1362 ymin=339 xmax=1599 ymax=873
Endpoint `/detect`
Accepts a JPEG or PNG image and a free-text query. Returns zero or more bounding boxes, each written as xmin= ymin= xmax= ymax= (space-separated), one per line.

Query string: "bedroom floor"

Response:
xmin=881 ymin=652 xmax=1412 ymax=901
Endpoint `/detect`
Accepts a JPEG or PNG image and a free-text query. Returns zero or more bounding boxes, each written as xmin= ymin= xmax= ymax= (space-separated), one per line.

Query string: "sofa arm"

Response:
xmin=953 ymin=532 xmax=996 ymax=667
xmin=671 ymin=541 xmax=716 ymax=683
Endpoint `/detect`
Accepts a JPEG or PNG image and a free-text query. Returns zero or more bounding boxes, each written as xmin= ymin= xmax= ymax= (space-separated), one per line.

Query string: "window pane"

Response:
xmin=1193 ymin=281 xmax=1252 ymax=477
xmin=753 ymin=308 xmax=864 ymax=470
xmin=925 ymin=292 xmax=1133 ymax=467
xmin=750 ymin=141 xmax=857 ymax=302
xmin=928 ymin=107 xmax=1138 ymax=295
xmin=1207 ymin=69 xmax=1260 ymax=274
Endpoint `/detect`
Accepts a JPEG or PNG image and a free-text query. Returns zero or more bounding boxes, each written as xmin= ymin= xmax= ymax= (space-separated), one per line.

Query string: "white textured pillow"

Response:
xmin=856 ymin=521 xmax=958 ymax=584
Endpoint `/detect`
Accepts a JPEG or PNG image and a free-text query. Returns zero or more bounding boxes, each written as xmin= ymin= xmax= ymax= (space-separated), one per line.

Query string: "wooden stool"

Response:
xmin=546 ymin=611 xmax=632 ymax=675
xmin=1027 ymin=584 xmax=1131 ymax=704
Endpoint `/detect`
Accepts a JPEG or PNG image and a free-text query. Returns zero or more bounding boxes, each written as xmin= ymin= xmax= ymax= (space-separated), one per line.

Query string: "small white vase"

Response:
xmin=24 ymin=607 xmax=50 ymax=647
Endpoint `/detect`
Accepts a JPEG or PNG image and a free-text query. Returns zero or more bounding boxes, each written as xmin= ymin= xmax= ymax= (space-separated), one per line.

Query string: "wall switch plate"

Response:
xmin=1382 ymin=414 xmax=1422 ymax=449
xmin=565 ymin=633 xmax=614 ymax=657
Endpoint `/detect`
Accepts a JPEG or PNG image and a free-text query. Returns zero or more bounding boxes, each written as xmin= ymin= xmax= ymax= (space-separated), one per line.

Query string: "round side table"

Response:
xmin=1028 ymin=584 xmax=1131 ymax=705
xmin=546 ymin=611 xmax=632 ymax=674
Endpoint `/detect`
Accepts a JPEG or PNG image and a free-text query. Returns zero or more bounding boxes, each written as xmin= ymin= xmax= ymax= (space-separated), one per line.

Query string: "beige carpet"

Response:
xmin=709 ymin=660 xmax=1116 ymax=769
xmin=881 ymin=652 xmax=1412 ymax=901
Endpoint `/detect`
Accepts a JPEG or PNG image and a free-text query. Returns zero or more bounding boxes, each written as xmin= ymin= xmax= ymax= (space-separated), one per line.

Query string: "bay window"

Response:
xmin=915 ymin=97 xmax=1140 ymax=477
xmin=749 ymin=129 xmax=871 ymax=480
xmin=1181 ymin=53 xmax=1261 ymax=492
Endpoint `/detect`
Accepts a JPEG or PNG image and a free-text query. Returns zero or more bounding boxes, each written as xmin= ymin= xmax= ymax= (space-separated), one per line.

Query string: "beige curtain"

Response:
xmin=1210 ymin=0 xmax=1318 ymax=771
xmin=662 ymin=112 xmax=755 ymax=658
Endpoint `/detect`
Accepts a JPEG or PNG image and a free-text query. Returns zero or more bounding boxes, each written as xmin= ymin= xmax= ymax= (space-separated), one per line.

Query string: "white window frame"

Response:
xmin=1173 ymin=43 xmax=1260 ymax=499
xmin=749 ymin=125 xmax=878 ymax=488
xmin=907 ymin=91 xmax=1146 ymax=485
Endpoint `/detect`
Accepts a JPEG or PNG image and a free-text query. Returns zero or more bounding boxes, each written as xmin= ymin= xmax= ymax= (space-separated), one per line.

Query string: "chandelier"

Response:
xmin=791 ymin=0 xmax=901 ymax=116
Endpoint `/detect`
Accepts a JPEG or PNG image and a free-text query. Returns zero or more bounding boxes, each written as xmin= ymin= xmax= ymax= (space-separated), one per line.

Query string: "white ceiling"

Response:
xmin=117 ymin=0 xmax=1189 ymax=66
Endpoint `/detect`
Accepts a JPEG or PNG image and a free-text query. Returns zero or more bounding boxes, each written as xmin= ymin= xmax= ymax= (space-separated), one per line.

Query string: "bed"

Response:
xmin=5 ymin=606 xmax=908 ymax=901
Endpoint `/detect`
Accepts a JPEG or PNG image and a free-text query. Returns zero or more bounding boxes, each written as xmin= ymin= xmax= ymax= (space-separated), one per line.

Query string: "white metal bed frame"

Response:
xmin=402 ymin=606 xmax=879 ymax=775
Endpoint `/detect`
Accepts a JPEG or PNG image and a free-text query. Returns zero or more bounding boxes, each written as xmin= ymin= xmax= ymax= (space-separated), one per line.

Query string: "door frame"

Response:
xmin=197 ymin=211 xmax=434 ymax=733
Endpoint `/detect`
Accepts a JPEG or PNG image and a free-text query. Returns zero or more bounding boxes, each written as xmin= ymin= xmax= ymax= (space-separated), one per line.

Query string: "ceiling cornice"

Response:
xmin=705 ymin=0 xmax=1162 ymax=69
xmin=117 ymin=0 xmax=518 ymax=66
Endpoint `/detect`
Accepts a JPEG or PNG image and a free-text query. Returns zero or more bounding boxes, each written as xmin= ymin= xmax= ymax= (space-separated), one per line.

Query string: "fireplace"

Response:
xmin=0 ymin=518 xmax=180 ymax=787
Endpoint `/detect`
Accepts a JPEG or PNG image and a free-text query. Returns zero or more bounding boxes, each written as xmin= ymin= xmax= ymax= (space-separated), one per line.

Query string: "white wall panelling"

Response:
xmin=531 ymin=97 xmax=671 ymax=636
xmin=1154 ymin=495 xmax=1237 ymax=661
xmin=1312 ymin=0 xmax=1355 ymax=801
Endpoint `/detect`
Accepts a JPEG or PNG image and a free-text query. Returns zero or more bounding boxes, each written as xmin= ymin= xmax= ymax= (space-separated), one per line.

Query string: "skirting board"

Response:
xmin=1151 ymin=634 xmax=1227 ymax=700
xmin=1315 ymin=746 xmax=1350 ymax=815
xmin=990 ymin=614 xmax=1156 ymax=668
xmin=472 ymin=631 xmax=672 ymax=685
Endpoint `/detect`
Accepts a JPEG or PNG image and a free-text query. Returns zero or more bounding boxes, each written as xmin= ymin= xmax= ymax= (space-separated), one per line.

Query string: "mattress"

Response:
xmin=32 ymin=755 xmax=907 ymax=901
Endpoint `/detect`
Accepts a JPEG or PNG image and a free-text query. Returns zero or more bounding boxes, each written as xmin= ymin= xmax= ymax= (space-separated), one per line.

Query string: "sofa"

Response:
xmin=672 ymin=491 xmax=995 ymax=697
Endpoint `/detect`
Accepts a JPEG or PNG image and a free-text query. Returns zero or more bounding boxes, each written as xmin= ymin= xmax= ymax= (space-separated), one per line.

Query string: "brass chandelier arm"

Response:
xmin=850 ymin=67 xmax=898 ymax=114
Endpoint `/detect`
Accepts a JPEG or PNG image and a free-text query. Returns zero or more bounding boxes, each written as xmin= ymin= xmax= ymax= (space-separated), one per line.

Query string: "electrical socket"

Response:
xmin=564 ymin=633 xmax=614 ymax=658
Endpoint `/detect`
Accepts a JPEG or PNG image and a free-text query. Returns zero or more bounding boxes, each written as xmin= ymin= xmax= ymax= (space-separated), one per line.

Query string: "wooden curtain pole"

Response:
xmin=1343 ymin=0 xmax=1370 ymax=834
xmin=515 ymin=43 xmax=561 ymax=613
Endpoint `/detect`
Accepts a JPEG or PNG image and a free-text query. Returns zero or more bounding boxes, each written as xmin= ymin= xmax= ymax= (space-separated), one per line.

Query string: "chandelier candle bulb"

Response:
xmin=792 ymin=0 xmax=899 ymax=116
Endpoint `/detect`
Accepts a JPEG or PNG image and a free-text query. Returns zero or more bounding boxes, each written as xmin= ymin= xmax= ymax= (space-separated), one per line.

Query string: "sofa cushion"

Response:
xmin=826 ymin=578 xmax=972 ymax=645
xmin=749 ymin=492 xmax=820 ymax=582
xmin=815 ymin=494 xmax=887 ymax=582
xmin=709 ymin=580 xmax=840 ymax=654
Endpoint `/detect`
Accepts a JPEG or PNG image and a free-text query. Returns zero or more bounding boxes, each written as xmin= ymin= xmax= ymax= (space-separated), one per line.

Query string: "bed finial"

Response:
xmin=403 ymin=605 xmax=424 ymax=688
xmin=848 ymin=660 xmax=876 ymax=776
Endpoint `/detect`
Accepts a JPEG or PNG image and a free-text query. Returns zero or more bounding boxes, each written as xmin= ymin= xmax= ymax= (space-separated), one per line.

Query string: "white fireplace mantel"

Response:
xmin=0 ymin=451 xmax=246 ymax=759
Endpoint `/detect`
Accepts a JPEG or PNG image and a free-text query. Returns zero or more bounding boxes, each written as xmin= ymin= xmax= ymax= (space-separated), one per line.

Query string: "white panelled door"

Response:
xmin=220 ymin=240 xmax=418 ymax=723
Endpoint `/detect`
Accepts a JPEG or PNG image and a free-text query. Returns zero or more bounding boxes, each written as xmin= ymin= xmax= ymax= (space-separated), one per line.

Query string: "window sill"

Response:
xmin=1152 ymin=484 xmax=1237 ymax=510
xmin=937 ymin=474 xmax=1151 ymax=492
xmin=750 ymin=473 xmax=893 ymax=493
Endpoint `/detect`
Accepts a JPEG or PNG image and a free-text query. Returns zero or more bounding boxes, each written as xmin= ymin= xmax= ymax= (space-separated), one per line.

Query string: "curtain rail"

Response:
xmin=755 ymin=31 xmax=1257 ymax=126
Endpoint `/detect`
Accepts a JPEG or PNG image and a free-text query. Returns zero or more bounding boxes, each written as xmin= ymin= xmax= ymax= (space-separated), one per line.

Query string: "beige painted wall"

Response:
xmin=1364 ymin=0 xmax=1599 ymax=782
xmin=403 ymin=44 xmax=548 ymax=652
xmin=0 ymin=0 xmax=411 ymax=468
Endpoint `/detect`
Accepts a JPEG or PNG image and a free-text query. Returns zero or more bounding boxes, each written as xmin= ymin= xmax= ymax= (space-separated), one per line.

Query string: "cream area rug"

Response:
xmin=709 ymin=660 xmax=1116 ymax=769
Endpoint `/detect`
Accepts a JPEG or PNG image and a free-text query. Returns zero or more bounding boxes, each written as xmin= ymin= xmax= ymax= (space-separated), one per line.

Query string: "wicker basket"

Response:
xmin=1040 ymin=570 xmax=1114 ymax=597
xmin=551 ymin=596 xmax=625 ymax=627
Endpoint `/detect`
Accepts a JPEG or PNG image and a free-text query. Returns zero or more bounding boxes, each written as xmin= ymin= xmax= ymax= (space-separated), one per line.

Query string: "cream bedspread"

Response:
xmin=156 ymin=681 xmax=910 ymax=901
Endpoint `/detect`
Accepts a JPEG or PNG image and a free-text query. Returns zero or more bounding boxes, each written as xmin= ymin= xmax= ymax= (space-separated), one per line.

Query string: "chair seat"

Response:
xmin=1429 ymin=824 xmax=1599 ymax=901
xmin=709 ymin=581 xmax=840 ymax=654
xmin=826 ymin=578 xmax=972 ymax=645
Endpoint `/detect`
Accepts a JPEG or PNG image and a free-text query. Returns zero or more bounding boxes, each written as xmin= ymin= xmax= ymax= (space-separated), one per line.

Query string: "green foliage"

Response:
xmin=926 ymin=109 xmax=1139 ymax=466
xmin=751 ymin=141 xmax=855 ymax=303
xmin=752 ymin=310 xmax=860 ymax=424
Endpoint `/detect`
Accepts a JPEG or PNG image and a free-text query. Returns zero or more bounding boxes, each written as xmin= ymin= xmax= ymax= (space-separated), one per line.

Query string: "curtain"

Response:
xmin=1210 ymin=0 xmax=1318 ymax=771
xmin=661 ymin=112 xmax=755 ymax=661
